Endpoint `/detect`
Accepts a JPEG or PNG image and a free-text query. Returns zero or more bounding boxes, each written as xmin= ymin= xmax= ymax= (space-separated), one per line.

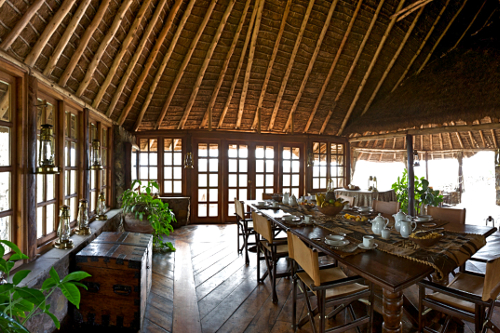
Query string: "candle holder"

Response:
xmin=54 ymin=205 xmax=73 ymax=249
xmin=184 ymin=152 xmax=194 ymax=169
xmin=37 ymin=124 xmax=59 ymax=174
xmin=90 ymin=139 xmax=103 ymax=170
xmin=96 ymin=192 xmax=107 ymax=220
xmin=306 ymin=151 xmax=314 ymax=167
xmin=75 ymin=199 xmax=91 ymax=235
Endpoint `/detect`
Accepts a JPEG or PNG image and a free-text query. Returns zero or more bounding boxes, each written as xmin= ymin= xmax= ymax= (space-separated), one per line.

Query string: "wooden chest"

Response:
xmin=75 ymin=232 xmax=152 ymax=331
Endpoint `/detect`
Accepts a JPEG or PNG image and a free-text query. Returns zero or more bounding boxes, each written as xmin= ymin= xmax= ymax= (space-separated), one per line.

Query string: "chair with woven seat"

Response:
xmin=372 ymin=200 xmax=399 ymax=214
xmin=252 ymin=211 xmax=289 ymax=304
xmin=262 ymin=193 xmax=273 ymax=200
xmin=287 ymin=232 xmax=373 ymax=333
xmin=337 ymin=195 xmax=355 ymax=207
xmin=418 ymin=255 xmax=500 ymax=333
xmin=426 ymin=206 xmax=466 ymax=225
xmin=235 ymin=199 xmax=254 ymax=265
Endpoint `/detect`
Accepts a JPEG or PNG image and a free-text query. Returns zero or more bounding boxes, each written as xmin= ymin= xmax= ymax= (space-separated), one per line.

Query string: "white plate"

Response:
xmin=422 ymin=222 xmax=437 ymax=228
xmin=357 ymin=206 xmax=372 ymax=212
xmin=357 ymin=243 xmax=378 ymax=250
xmin=325 ymin=239 xmax=350 ymax=247
xmin=415 ymin=216 xmax=433 ymax=222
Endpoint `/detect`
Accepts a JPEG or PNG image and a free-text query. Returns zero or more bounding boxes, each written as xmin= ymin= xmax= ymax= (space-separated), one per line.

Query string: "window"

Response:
xmin=330 ymin=143 xmax=345 ymax=188
xmin=132 ymin=146 xmax=138 ymax=182
xmin=227 ymin=144 xmax=248 ymax=216
xmin=282 ymin=146 xmax=301 ymax=197
xmin=255 ymin=145 xmax=274 ymax=201
xmin=64 ymin=109 xmax=79 ymax=223
xmin=163 ymin=138 xmax=182 ymax=194
xmin=312 ymin=142 xmax=328 ymax=190
xmin=138 ymin=138 xmax=158 ymax=185
xmin=197 ymin=143 xmax=219 ymax=218
xmin=100 ymin=126 xmax=109 ymax=206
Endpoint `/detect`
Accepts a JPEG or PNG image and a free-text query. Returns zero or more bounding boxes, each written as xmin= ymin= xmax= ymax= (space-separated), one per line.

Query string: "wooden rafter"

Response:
xmin=303 ymin=0 xmax=363 ymax=133
xmin=447 ymin=132 xmax=454 ymax=149
xmin=92 ymin=0 xmax=152 ymax=109
xmin=439 ymin=133 xmax=444 ymax=158
xmin=479 ymin=129 xmax=487 ymax=147
xmin=113 ymin=0 xmax=185 ymax=121
xmin=0 ymin=0 xmax=45 ymax=50
xmin=43 ymin=0 xmax=92 ymax=76
xmin=361 ymin=7 xmax=423 ymax=116
xmin=177 ymin=0 xmax=236 ymax=130
xmin=391 ymin=0 xmax=433 ymax=21
xmin=154 ymin=0 xmax=219 ymax=130
xmin=76 ymin=0 xmax=134 ymax=97
xmin=491 ymin=129 xmax=498 ymax=148
xmin=416 ymin=0 xmax=468 ymax=75
xmin=455 ymin=132 xmax=464 ymax=148
xmin=24 ymin=0 xmax=78 ymax=67
xmin=200 ymin=0 xmax=252 ymax=130
xmin=217 ymin=0 xmax=260 ymax=128
xmin=59 ymin=0 xmax=111 ymax=87
xmin=0 ymin=0 xmax=6 ymax=9
xmin=448 ymin=0 xmax=486 ymax=53
xmin=283 ymin=0 xmax=339 ymax=132
xmin=468 ymin=131 xmax=479 ymax=148
xmin=267 ymin=0 xmax=315 ymax=131
xmin=320 ymin=0 xmax=386 ymax=135
xmin=249 ymin=0 xmax=292 ymax=130
xmin=236 ymin=0 xmax=265 ymax=129
xmin=337 ymin=0 xmax=405 ymax=136
xmin=391 ymin=0 xmax=450 ymax=93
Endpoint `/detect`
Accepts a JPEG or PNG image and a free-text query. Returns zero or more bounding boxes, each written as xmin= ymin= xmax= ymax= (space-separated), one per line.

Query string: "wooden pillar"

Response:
xmin=406 ymin=135 xmax=415 ymax=216
xmin=496 ymin=150 xmax=500 ymax=206
xmin=425 ymin=151 xmax=429 ymax=180
xmin=346 ymin=141 xmax=351 ymax=186
xmin=26 ymin=75 xmax=37 ymax=260
xmin=82 ymin=108 xmax=90 ymax=203
xmin=457 ymin=152 xmax=463 ymax=204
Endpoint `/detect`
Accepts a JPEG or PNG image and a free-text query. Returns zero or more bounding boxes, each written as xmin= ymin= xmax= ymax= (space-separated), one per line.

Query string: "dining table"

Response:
xmin=246 ymin=200 xmax=497 ymax=333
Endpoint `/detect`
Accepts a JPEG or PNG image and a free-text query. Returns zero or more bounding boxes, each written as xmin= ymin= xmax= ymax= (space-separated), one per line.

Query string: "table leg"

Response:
xmin=382 ymin=288 xmax=403 ymax=333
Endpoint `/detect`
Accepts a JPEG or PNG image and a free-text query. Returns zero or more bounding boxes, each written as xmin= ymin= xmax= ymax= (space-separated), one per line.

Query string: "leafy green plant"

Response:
xmin=121 ymin=180 xmax=176 ymax=251
xmin=392 ymin=169 xmax=443 ymax=214
xmin=0 ymin=240 xmax=90 ymax=332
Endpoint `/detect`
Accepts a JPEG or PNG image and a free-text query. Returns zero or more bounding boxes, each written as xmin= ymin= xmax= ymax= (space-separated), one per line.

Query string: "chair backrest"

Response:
xmin=262 ymin=193 xmax=273 ymax=200
xmin=252 ymin=212 xmax=273 ymax=244
xmin=372 ymin=200 xmax=399 ymax=215
xmin=287 ymin=232 xmax=321 ymax=286
xmin=338 ymin=195 xmax=355 ymax=207
xmin=483 ymin=256 xmax=500 ymax=301
xmin=235 ymin=199 xmax=245 ymax=220
xmin=427 ymin=206 xmax=466 ymax=224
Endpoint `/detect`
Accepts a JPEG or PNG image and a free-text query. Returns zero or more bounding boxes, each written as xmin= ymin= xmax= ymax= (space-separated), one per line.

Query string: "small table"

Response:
xmin=334 ymin=188 xmax=396 ymax=207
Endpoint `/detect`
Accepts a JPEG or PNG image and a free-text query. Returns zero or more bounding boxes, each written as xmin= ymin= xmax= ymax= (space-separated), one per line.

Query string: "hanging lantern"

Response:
xmin=90 ymin=139 xmax=103 ymax=170
xmin=54 ymin=205 xmax=73 ymax=249
xmin=306 ymin=151 xmax=314 ymax=168
xmin=413 ymin=150 xmax=420 ymax=167
xmin=37 ymin=124 xmax=59 ymax=174
xmin=75 ymin=199 xmax=91 ymax=235
xmin=96 ymin=192 xmax=107 ymax=220
xmin=184 ymin=152 xmax=194 ymax=169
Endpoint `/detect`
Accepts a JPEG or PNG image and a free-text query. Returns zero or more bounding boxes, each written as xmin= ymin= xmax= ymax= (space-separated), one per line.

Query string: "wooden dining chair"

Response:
xmin=337 ymin=195 xmax=355 ymax=207
xmin=372 ymin=200 xmax=399 ymax=215
xmin=252 ymin=212 xmax=289 ymax=304
xmin=262 ymin=193 xmax=273 ymax=200
xmin=426 ymin=206 xmax=466 ymax=225
xmin=235 ymin=199 xmax=254 ymax=265
xmin=287 ymin=232 xmax=373 ymax=333
xmin=418 ymin=255 xmax=500 ymax=333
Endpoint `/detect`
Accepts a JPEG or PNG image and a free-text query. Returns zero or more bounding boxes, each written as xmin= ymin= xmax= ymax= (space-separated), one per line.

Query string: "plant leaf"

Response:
xmin=13 ymin=287 xmax=45 ymax=306
xmin=58 ymin=283 xmax=81 ymax=307
xmin=12 ymin=270 xmax=30 ymax=286
xmin=0 ymin=311 xmax=30 ymax=333
xmin=43 ymin=310 xmax=60 ymax=329
xmin=41 ymin=278 xmax=57 ymax=291
xmin=62 ymin=271 xmax=91 ymax=283
xmin=49 ymin=267 xmax=60 ymax=284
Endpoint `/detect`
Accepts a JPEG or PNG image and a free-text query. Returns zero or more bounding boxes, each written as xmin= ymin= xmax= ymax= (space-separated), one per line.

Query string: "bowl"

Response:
xmin=257 ymin=201 xmax=266 ymax=206
xmin=415 ymin=215 xmax=432 ymax=222
xmin=318 ymin=205 xmax=344 ymax=216
xmin=357 ymin=206 xmax=372 ymax=212
xmin=410 ymin=232 xmax=444 ymax=248
xmin=326 ymin=234 xmax=345 ymax=241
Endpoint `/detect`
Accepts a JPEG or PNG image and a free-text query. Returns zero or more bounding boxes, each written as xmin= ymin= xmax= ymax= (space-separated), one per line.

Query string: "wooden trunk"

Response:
xmin=75 ymin=232 xmax=152 ymax=331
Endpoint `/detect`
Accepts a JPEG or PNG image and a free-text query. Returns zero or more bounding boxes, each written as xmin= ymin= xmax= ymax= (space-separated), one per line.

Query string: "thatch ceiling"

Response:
xmin=0 ymin=0 xmax=497 ymax=135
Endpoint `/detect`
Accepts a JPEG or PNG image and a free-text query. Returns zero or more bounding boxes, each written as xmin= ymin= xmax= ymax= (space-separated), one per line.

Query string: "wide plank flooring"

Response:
xmin=142 ymin=224 xmax=500 ymax=333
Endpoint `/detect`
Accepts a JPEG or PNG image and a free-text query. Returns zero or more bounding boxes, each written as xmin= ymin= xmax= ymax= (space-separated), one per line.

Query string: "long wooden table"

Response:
xmin=246 ymin=200 xmax=497 ymax=333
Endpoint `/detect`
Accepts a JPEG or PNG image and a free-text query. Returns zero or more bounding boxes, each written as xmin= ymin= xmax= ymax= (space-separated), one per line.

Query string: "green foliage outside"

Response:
xmin=121 ymin=180 xmax=176 ymax=251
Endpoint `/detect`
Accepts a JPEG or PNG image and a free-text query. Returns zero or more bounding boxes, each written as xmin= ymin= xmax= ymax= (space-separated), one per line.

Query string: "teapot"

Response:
xmin=370 ymin=213 xmax=389 ymax=235
xmin=289 ymin=194 xmax=298 ymax=207
xmin=282 ymin=193 xmax=289 ymax=205
xmin=399 ymin=218 xmax=417 ymax=238
xmin=392 ymin=211 xmax=407 ymax=232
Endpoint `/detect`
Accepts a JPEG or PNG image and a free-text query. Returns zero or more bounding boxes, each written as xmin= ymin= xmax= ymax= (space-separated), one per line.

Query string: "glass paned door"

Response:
xmin=196 ymin=143 xmax=220 ymax=220
xmin=227 ymin=144 xmax=248 ymax=217
xmin=255 ymin=145 xmax=275 ymax=201
xmin=282 ymin=146 xmax=302 ymax=198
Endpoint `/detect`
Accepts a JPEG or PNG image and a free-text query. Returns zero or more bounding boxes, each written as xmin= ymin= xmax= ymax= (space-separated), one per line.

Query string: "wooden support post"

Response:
xmin=0 ymin=0 xmax=45 ymax=50
xmin=27 ymin=75 xmax=38 ymax=260
xmin=82 ymin=108 xmax=90 ymax=203
xmin=407 ymin=134 xmax=415 ymax=216
xmin=425 ymin=151 xmax=429 ymax=180
xmin=496 ymin=150 xmax=500 ymax=206
xmin=457 ymin=152 xmax=463 ymax=203
xmin=346 ymin=141 xmax=351 ymax=185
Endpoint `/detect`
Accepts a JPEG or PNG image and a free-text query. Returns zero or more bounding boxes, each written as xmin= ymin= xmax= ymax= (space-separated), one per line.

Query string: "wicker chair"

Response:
xmin=427 ymin=206 xmax=466 ymax=225
xmin=372 ymin=200 xmax=399 ymax=215
xmin=235 ymin=199 xmax=254 ymax=265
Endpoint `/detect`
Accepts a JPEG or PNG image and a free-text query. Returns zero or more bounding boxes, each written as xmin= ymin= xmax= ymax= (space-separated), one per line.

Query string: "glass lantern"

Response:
xmin=184 ymin=152 xmax=194 ymax=169
xmin=37 ymin=124 xmax=59 ymax=174
xmin=75 ymin=199 xmax=91 ymax=235
xmin=90 ymin=139 xmax=103 ymax=170
xmin=54 ymin=205 xmax=73 ymax=249
xmin=96 ymin=192 xmax=107 ymax=220
xmin=306 ymin=151 xmax=314 ymax=168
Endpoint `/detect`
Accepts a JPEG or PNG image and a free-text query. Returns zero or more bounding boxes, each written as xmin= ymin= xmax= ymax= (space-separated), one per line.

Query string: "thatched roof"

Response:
xmin=0 ymin=0 xmax=497 ymax=135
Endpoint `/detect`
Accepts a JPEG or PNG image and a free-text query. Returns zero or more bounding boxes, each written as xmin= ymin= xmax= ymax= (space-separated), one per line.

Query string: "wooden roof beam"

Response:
xmin=177 ymin=0 xmax=236 ymax=130
xmin=43 ymin=0 xmax=92 ymax=76
xmin=250 ymin=0 xmax=292 ymax=130
xmin=76 ymin=0 xmax=134 ymax=97
xmin=447 ymin=132 xmax=454 ymax=149
xmin=154 ymin=0 xmax=219 ymax=130
xmin=479 ymin=129 xmax=487 ymax=148
xmin=236 ymin=0 xmax=265 ymax=129
xmin=217 ymin=0 xmax=260 ymax=128
xmin=391 ymin=0 xmax=432 ymax=21
xmin=59 ymin=0 xmax=111 ymax=87
xmin=0 ymin=0 xmax=45 ymax=50
xmin=283 ymin=0 xmax=339 ymax=132
xmin=337 ymin=0 xmax=405 ymax=136
xmin=447 ymin=0 xmax=486 ymax=53
xmin=0 ymin=1 xmax=6 ymax=9
xmin=320 ymin=0 xmax=386 ymax=135
xmin=25 ymin=0 xmax=78 ymax=67
xmin=391 ymin=0 xmax=450 ymax=93
xmin=361 ymin=6 xmax=423 ymax=116
xmin=416 ymin=0 xmax=468 ymax=75
xmin=114 ymin=0 xmax=185 ymax=121
xmin=267 ymin=0 xmax=315 ymax=131
xmin=303 ymin=0 xmax=363 ymax=133
xmin=92 ymin=0 xmax=153 ymax=109
xmin=456 ymin=132 xmax=464 ymax=149
xmin=200 ymin=0 xmax=252 ymax=130
xmin=491 ymin=129 xmax=498 ymax=148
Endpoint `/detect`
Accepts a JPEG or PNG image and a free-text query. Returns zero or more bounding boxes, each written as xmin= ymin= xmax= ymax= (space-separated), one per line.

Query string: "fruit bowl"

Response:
xmin=318 ymin=205 xmax=344 ymax=216
xmin=410 ymin=232 xmax=444 ymax=248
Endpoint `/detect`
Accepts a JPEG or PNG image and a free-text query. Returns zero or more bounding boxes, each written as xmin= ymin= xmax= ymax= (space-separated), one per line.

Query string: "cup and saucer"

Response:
xmin=358 ymin=235 xmax=378 ymax=250
xmin=324 ymin=234 xmax=349 ymax=247
xmin=282 ymin=215 xmax=301 ymax=223
xmin=302 ymin=215 xmax=314 ymax=225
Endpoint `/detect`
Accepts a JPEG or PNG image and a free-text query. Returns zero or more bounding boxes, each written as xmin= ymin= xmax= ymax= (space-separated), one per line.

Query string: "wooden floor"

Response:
xmin=141 ymin=224 xmax=500 ymax=333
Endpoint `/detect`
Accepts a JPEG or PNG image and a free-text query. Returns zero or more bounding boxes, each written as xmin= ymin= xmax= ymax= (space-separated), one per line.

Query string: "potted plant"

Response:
xmin=121 ymin=180 xmax=176 ymax=251
xmin=392 ymin=169 xmax=443 ymax=215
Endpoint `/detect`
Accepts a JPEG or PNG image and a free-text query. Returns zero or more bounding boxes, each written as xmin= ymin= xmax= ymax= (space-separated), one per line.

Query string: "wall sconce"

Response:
xmin=37 ymin=124 xmax=59 ymax=174
xmin=75 ymin=199 xmax=90 ymax=235
xmin=413 ymin=150 xmax=420 ymax=167
xmin=306 ymin=151 xmax=314 ymax=168
xmin=96 ymin=192 xmax=107 ymax=220
xmin=184 ymin=152 xmax=194 ymax=169
xmin=90 ymin=139 xmax=103 ymax=170
xmin=54 ymin=205 xmax=73 ymax=249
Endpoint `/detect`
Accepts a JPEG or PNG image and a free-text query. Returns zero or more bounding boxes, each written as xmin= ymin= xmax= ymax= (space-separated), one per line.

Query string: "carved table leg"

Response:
xmin=382 ymin=288 xmax=403 ymax=333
